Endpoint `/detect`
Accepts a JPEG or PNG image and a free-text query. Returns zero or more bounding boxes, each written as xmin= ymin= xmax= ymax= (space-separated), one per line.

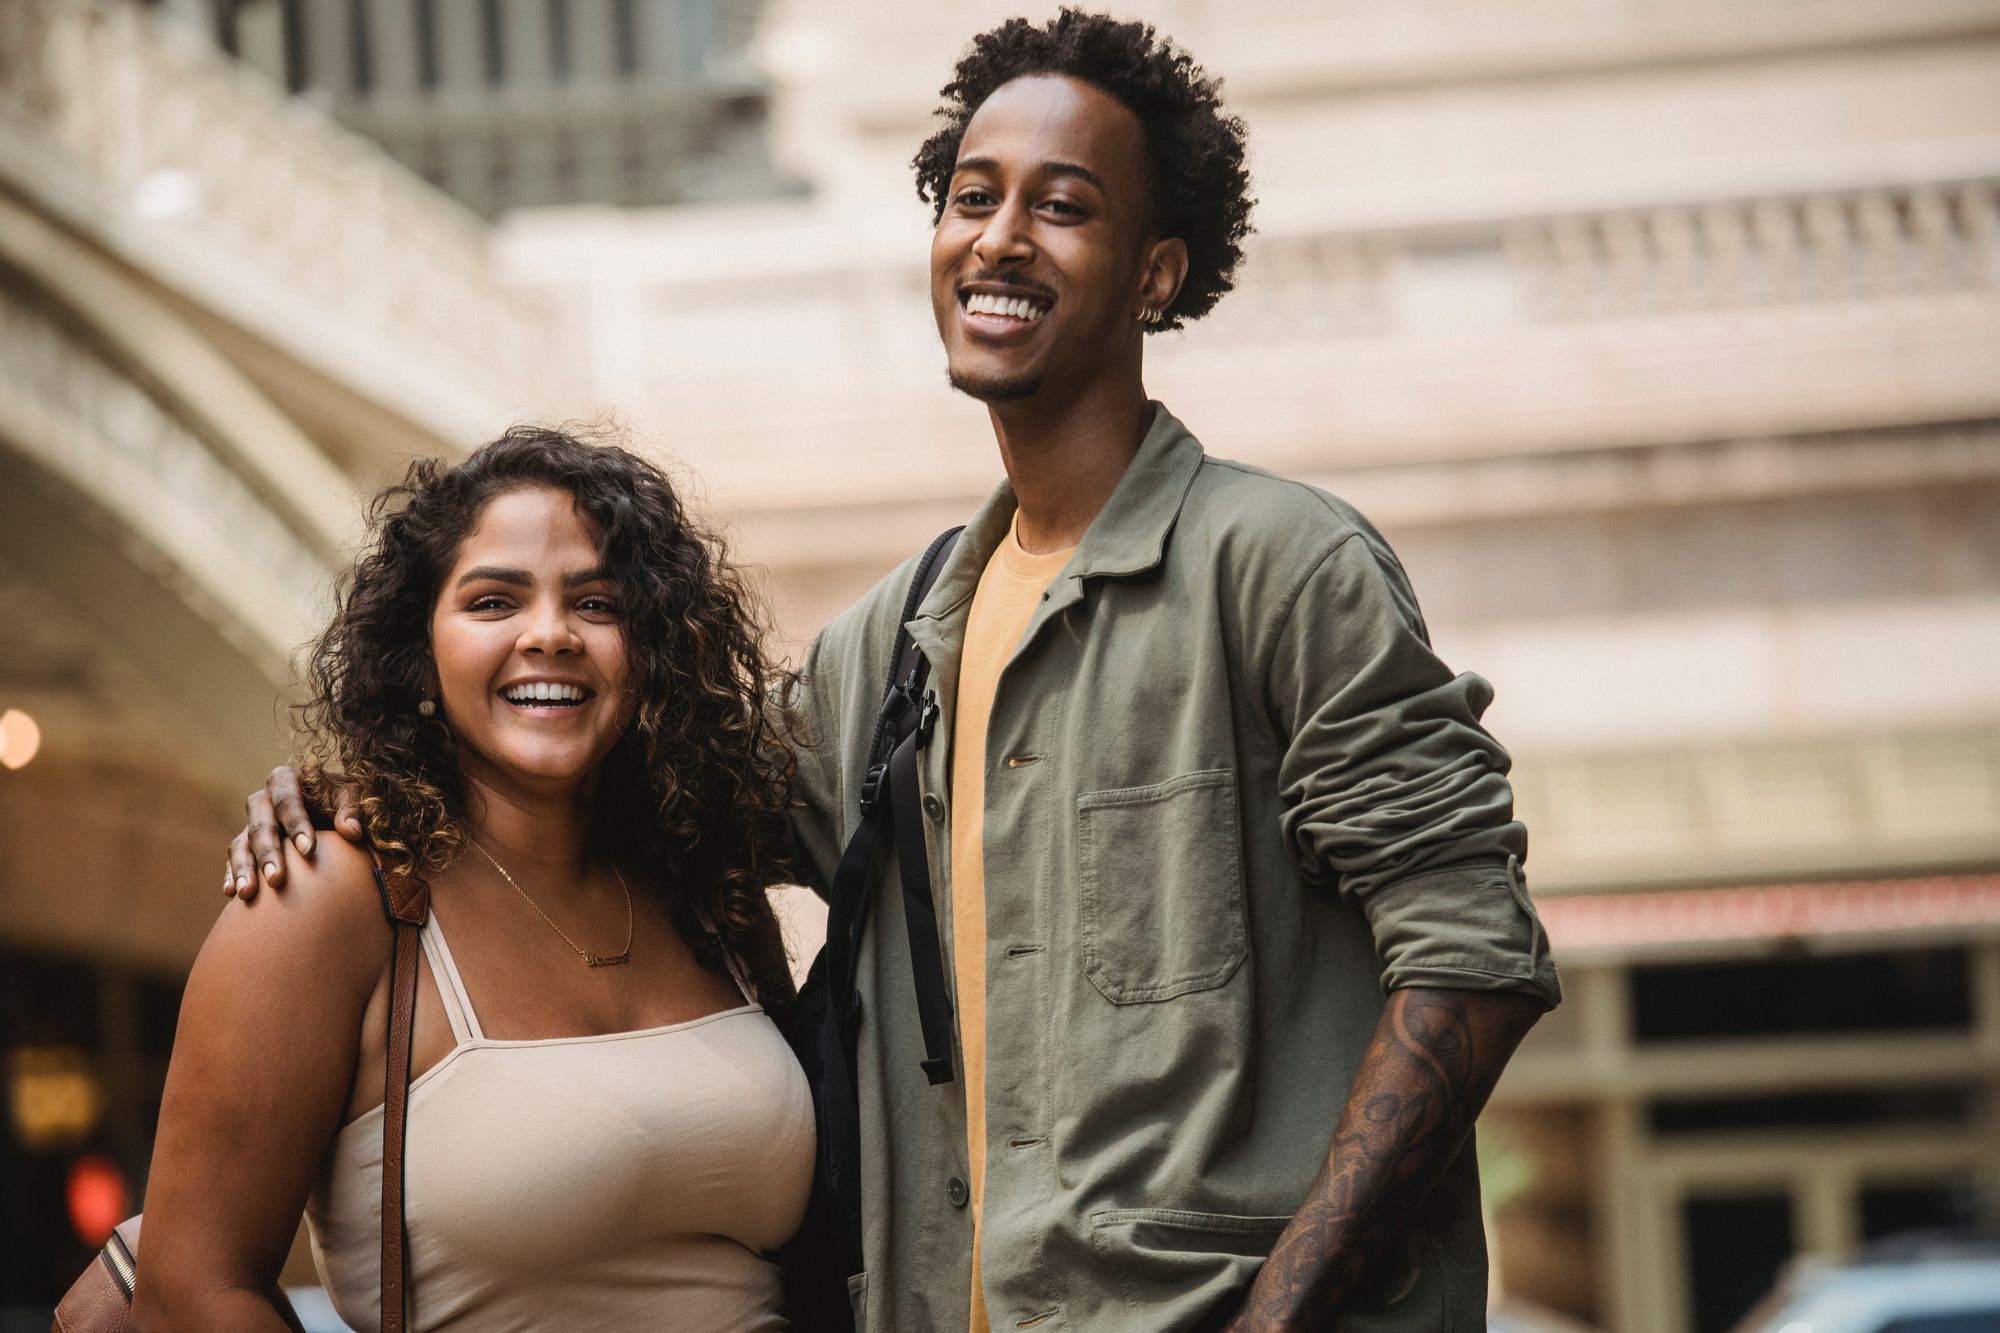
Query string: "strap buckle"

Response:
xmin=857 ymin=761 xmax=889 ymax=818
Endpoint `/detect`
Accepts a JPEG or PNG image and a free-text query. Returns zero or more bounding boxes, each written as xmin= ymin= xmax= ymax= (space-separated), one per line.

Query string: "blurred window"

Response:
xmin=1650 ymin=1085 xmax=1979 ymax=1133
xmin=1877 ymin=1316 xmax=2000 ymax=1333
xmin=1631 ymin=947 xmax=1970 ymax=1042
xmin=1683 ymin=1193 xmax=1793 ymax=1333
xmin=1861 ymin=1180 xmax=1989 ymax=1241
xmin=1 ymin=948 xmax=184 ymax=1312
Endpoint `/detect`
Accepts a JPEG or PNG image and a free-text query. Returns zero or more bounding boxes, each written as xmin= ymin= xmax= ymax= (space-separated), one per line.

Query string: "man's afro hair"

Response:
xmin=912 ymin=9 xmax=1256 ymax=333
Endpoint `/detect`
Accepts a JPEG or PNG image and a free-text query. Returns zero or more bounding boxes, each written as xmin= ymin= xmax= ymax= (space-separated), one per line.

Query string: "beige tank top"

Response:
xmin=305 ymin=906 xmax=815 ymax=1332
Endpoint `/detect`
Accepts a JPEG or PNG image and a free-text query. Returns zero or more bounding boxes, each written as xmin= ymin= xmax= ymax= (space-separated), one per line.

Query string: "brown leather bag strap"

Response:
xmin=373 ymin=867 xmax=430 ymax=1333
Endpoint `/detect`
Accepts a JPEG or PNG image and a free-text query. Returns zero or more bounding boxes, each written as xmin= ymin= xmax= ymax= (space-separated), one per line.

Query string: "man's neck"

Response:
xmin=988 ymin=377 xmax=1153 ymax=554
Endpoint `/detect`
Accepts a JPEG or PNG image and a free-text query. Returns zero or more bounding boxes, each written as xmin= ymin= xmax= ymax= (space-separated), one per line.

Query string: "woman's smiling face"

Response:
xmin=427 ymin=485 xmax=633 ymax=800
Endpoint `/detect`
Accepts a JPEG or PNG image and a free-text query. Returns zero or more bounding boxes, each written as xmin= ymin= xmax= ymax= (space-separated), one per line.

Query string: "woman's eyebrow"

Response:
xmin=453 ymin=566 xmax=614 ymax=589
xmin=455 ymin=565 xmax=530 ymax=588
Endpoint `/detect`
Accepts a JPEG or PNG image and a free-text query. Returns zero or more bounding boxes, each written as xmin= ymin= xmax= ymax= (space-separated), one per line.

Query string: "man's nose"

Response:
xmin=971 ymin=196 xmax=1035 ymax=268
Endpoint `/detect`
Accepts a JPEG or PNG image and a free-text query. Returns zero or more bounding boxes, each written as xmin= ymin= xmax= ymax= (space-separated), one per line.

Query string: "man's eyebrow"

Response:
xmin=951 ymin=157 xmax=1106 ymax=190
xmin=1040 ymin=160 xmax=1105 ymax=189
xmin=452 ymin=566 xmax=614 ymax=589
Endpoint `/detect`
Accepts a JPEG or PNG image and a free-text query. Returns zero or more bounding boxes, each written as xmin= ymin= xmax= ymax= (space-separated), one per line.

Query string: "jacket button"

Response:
xmin=946 ymin=1175 xmax=969 ymax=1208
xmin=922 ymin=794 xmax=945 ymax=823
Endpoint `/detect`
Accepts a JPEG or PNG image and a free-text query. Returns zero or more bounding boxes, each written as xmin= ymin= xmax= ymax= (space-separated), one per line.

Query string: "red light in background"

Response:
xmin=67 ymin=1154 xmax=129 ymax=1248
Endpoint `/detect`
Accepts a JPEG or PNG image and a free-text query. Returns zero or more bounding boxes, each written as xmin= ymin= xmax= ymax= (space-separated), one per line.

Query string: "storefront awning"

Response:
xmin=1536 ymin=873 xmax=2000 ymax=958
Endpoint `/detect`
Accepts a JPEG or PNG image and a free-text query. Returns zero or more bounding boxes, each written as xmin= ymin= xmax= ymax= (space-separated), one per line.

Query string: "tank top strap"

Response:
xmin=691 ymin=904 xmax=755 ymax=1005
xmin=419 ymin=908 xmax=485 ymax=1043
xmin=720 ymin=947 xmax=755 ymax=1006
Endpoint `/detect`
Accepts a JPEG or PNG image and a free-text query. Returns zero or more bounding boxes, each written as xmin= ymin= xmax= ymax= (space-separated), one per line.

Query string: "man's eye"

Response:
xmin=1042 ymin=198 xmax=1085 ymax=217
xmin=953 ymin=189 xmax=995 ymax=208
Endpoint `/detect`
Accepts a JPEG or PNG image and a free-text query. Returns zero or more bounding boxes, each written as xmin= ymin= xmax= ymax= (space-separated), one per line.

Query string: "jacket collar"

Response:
xmin=912 ymin=401 xmax=1203 ymax=625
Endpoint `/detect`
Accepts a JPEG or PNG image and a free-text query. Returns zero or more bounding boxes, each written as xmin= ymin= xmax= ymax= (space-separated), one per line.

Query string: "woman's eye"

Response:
xmin=954 ymin=189 xmax=995 ymax=208
xmin=1042 ymin=198 xmax=1085 ymax=218
xmin=467 ymin=595 xmax=511 ymax=612
xmin=578 ymin=597 xmax=620 ymax=615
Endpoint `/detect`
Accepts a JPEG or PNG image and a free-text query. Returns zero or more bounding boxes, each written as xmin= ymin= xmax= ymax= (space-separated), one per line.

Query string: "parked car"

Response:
xmin=1733 ymin=1235 xmax=2000 ymax=1333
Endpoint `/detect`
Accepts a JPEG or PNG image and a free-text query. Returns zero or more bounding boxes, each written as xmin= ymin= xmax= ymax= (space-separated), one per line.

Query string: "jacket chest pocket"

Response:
xmin=1077 ymin=769 xmax=1246 ymax=1004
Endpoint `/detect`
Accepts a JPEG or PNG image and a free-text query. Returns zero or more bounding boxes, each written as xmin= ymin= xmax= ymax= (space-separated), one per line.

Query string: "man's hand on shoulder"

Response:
xmin=226 ymin=766 xmax=365 ymax=901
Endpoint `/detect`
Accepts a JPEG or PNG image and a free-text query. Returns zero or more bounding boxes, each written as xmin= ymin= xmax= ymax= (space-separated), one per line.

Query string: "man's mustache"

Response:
xmin=955 ymin=272 xmax=1058 ymax=303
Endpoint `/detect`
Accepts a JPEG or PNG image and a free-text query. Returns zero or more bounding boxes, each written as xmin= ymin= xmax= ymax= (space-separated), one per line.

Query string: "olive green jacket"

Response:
xmin=786 ymin=405 xmax=1561 ymax=1333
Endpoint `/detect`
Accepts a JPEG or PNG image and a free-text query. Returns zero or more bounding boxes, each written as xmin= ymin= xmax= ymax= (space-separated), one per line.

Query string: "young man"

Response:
xmin=234 ymin=12 xmax=1558 ymax=1330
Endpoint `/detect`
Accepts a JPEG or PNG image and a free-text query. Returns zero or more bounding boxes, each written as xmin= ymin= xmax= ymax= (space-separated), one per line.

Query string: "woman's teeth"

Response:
xmin=502 ymin=683 xmax=587 ymax=704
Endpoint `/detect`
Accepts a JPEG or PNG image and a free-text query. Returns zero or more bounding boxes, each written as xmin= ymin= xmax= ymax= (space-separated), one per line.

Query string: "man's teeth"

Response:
xmin=964 ymin=292 xmax=1048 ymax=321
xmin=503 ymin=683 xmax=587 ymax=703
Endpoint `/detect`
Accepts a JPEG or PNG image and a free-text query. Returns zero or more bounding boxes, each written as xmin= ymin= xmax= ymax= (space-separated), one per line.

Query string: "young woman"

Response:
xmin=132 ymin=430 xmax=814 ymax=1331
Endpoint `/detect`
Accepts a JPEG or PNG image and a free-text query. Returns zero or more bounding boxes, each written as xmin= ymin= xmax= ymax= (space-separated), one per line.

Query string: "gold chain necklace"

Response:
xmin=468 ymin=839 xmax=634 ymax=967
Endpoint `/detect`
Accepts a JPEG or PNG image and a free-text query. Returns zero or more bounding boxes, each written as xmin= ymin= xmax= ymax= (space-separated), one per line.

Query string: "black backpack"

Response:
xmin=777 ymin=527 xmax=965 ymax=1331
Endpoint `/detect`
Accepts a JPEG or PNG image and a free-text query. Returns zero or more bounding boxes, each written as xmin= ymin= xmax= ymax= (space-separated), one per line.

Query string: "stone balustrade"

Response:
xmin=0 ymin=0 xmax=559 ymax=436
xmin=1218 ymin=175 xmax=2000 ymax=341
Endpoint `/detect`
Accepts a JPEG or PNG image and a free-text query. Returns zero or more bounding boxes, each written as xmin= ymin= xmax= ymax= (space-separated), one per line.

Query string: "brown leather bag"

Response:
xmin=53 ymin=869 xmax=430 ymax=1333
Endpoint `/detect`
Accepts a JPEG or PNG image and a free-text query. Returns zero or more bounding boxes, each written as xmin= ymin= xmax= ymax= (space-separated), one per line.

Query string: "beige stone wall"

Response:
xmin=495 ymin=0 xmax=2000 ymax=891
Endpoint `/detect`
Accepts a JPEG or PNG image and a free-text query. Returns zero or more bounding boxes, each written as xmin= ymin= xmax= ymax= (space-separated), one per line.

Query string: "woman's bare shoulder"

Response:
xmin=200 ymin=834 xmax=392 ymax=987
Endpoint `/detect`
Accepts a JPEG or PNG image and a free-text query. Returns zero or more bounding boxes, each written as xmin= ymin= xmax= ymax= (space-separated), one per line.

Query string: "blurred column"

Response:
xmin=432 ymin=1 xmax=492 ymax=215
xmin=497 ymin=0 xmax=556 ymax=210
xmin=296 ymin=0 xmax=353 ymax=101
xmin=565 ymin=0 xmax=623 ymax=204
xmin=640 ymin=0 xmax=683 ymax=78
xmin=362 ymin=0 xmax=419 ymax=99
xmin=154 ymin=0 xmax=215 ymax=30
xmin=1796 ymin=1171 xmax=1860 ymax=1261
xmin=232 ymin=0 xmax=290 ymax=91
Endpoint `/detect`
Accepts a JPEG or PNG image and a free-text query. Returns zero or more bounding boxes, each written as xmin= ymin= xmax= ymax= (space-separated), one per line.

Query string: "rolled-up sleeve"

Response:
xmin=1266 ymin=531 xmax=1559 ymax=1007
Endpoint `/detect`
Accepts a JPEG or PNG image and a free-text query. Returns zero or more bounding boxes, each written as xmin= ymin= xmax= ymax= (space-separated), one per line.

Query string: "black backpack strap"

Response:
xmin=816 ymin=525 xmax=964 ymax=1249
xmin=822 ymin=525 xmax=963 ymax=1029
xmin=888 ymin=693 xmax=953 ymax=1083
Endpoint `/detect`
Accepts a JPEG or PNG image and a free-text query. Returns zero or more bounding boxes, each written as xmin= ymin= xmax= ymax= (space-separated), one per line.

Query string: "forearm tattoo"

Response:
xmin=1227 ymin=987 xmax=1537 ymax=1329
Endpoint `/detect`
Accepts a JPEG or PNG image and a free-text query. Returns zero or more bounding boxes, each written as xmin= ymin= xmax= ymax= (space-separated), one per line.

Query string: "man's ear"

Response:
xmin=1138 ymin=236 xmax=1190 ymax=320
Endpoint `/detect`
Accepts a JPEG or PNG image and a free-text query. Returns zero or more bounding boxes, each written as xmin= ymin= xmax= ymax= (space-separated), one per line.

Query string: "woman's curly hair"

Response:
xmin=911 ymin=8 xmax=1256 ymax=333
xmin=296 ymin=427 xmax=796 ymax=1009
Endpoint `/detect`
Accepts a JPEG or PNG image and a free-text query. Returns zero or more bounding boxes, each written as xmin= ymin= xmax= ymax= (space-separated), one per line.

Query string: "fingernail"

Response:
xmin=263 ymin=862 xmax=278 ymax=879
xmin=233 ymin=873 xmax=249 ymax=892
xmin=294 ymin=832 xmax=312 ymax=854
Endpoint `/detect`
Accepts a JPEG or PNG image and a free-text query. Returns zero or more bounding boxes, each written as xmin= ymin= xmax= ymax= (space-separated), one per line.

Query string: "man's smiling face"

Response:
xmin=929 ymin=75 xmax=1160 ymax=405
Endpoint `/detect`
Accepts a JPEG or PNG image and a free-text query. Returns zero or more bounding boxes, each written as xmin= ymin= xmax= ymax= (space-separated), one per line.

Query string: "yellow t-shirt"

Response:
xmin=950 ymin=519 xmax=1075 ymax=1333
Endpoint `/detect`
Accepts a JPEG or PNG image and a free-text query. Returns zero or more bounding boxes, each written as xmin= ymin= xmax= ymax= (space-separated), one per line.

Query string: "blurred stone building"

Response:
xmin=2 ymin=1 xmax=1999 ymax=1329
